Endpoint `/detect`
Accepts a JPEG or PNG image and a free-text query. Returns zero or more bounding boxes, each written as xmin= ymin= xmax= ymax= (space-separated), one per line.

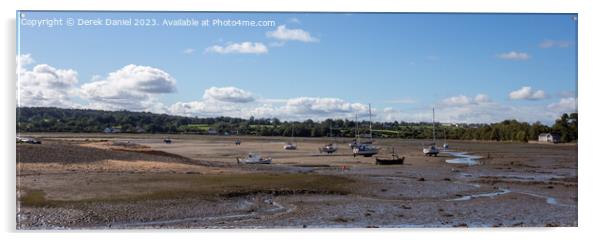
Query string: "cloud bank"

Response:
xmin=16 ymin=54 xmax=575 ymax=125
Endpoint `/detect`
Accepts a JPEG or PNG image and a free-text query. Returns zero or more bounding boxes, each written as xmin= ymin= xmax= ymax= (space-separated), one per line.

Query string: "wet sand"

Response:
xmin=16 ymin=133 xmax=577 ymax=229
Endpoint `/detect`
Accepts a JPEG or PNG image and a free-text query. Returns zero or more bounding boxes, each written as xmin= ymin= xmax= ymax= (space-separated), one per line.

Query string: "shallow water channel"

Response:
xmin=445 ymin=152 xmax=481 ymax=166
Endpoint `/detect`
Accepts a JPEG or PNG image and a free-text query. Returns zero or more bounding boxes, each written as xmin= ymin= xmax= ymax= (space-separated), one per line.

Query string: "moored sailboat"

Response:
xmin=353 ymin=104 xmax=379 ymax=157
xmin=423 ymin=107 xmax=440 ymax=156
xmin=284 ymin=123 xmax=297 ymax=150
xmin=319 ymin=123 xmax=338 ymax=154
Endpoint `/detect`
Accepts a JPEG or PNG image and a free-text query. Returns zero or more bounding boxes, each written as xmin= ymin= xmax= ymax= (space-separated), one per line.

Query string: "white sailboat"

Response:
xmin=319 ymin=122 xmax=338 ymax=154
xmin=423 ymin=107 xmax=440 ymax=156
xmin=353 ymin=104 xmax=379 ymax=157
xmin=284 ymin=123 xmax=297 ymax=150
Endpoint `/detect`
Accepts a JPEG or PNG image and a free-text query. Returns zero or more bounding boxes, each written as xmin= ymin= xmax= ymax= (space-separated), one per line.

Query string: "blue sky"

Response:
xmin=16 ymin=12 xmax=577 ymax=124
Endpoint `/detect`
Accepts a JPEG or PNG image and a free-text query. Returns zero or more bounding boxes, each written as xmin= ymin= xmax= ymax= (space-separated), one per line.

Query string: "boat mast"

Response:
xmin=355 ymin=113 xmax=359 ymax=141
xmin=369 ymin=104 xmax=373 ymax=140
xmin=432 ymin=107 xmax=436 ymax=143
xmin=291 ymin=123 xmax=294 ymax=142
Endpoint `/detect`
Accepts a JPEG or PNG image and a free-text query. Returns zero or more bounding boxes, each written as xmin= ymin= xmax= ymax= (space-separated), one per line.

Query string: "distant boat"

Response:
xmin=319 ymin=123 xmax=338 ymax=154
xmin=16 ymin=136 xmax=41 ymax=144
xmin=163 ymin=137 xmax=172 ymax=144
xmin=284 ymin=123 xmax=297 ymax=150
xmin=353 ymin=104 xmax=379 ymax=157
xmin=354 ymin=144 xmax=379 ymax=157
xmin=423 ymin=108 xmax=440 ymax=156
xmin=283 ymin=142 xmax=297 ymax=150
xmin=423 ymin=145 xmax=439 ymax=156
xmin=319 ymin=143 xmax=338 ymax=154
xmin=375 ymin=148 xmax=405 ymax=165
xmin=238 ymin=153 xmax=272 ymax=164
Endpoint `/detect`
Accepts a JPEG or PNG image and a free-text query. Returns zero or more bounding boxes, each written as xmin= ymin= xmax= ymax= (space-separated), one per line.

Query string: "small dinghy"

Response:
xmin=238 ymin=153 xmax=272 ymax=164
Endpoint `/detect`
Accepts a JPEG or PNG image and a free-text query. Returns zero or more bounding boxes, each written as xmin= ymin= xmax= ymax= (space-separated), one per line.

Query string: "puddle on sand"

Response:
xmin=448 ymin=188 xmax=511 ymax=201
xmin=450 ymin=188 xmax=576 ymax=208
xmin=515 ymin=191 xmax=576 ymax=208
xmin=445 ymin=152 xmax=481 ymax=166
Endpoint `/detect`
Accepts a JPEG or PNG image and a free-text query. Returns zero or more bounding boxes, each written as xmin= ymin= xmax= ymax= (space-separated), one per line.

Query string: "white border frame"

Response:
xmin=3 ymin=1 xmax=600 ymax=241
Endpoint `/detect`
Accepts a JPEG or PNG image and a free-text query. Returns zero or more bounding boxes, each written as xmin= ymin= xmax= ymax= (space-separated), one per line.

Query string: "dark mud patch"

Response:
xmin=111 ymin=148 xmax=191 ymax=161
xmin=17 ymin=141 xmax=190 ymax=164
xmin=16 ymin=140 xmax=225 ymax=168
xmin=19 ymin=173 xmax=355 ymax=208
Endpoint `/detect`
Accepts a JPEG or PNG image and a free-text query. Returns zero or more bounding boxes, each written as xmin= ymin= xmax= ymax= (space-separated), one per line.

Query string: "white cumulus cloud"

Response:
xmin=203 ymin=86 xmax=255 ymax=103
xmin=17 ymin=54 xmax=79 ymax=108
xmin=205 ymin=42 xmax=268 ymax=54
xmin=497 ymin=51 xmax=530 ymax=60
xmin=168 ymin=86 xmax=255 ymax=117
xmin=80 ymin=64 xmax=176 ymax=111
xmin=284 ymin=97 xmax=367 ymax=116
xmin=266 ymin=25 xmax=319 ymax=43
xmin=509 ymin=86 xmax=546 ymax=100
xmin=442 ymin=94 xmax=491 ymax=106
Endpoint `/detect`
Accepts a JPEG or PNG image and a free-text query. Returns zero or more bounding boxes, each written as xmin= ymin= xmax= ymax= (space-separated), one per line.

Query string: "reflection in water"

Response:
xmin=515 ymin=191 xmax=576 ymax=208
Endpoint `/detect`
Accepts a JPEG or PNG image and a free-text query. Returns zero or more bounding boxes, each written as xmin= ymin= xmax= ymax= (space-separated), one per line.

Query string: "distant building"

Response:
xmin=538 ymin=133 xmax=560 ymax=143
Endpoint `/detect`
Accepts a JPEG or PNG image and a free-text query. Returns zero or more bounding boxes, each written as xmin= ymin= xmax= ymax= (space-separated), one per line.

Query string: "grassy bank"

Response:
xmin=19 ymin=173 xmax=355 ymax=207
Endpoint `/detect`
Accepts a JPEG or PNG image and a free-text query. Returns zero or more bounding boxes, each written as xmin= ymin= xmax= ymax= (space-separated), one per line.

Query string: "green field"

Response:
xmin=183 ymin=124 xmax=211 ymax=131
xmin=249 ymin=124 xmax=273 ymax=128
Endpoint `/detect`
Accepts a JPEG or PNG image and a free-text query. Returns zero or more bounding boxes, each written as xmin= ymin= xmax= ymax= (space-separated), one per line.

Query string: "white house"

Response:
xmin=538 ymin=133 xmax=560 ymax=143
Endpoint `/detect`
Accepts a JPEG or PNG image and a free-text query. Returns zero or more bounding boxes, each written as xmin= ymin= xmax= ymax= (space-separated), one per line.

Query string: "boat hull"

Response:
xmin=375 ymin=156 xmax=405 ymax=165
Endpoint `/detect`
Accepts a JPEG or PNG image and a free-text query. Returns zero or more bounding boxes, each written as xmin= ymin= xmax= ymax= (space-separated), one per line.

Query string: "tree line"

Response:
xmin=16 ymin=107 xmax=577 ymax=142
